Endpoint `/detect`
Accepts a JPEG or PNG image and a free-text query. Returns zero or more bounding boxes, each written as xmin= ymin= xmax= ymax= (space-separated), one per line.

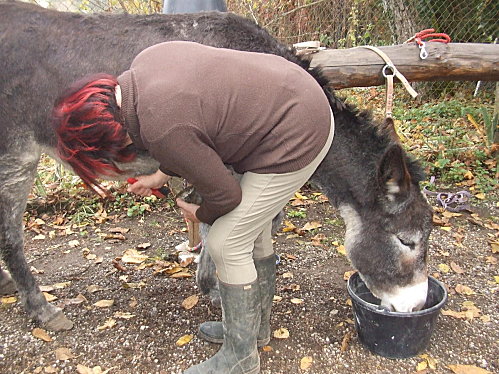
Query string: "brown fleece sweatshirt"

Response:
xmin=118 ymin=41 xmax=331 ymax=224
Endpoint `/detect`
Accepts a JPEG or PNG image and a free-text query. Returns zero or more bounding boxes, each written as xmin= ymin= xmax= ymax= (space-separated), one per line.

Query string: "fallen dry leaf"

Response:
xmin=442 ymin=301 xmax=481 ymax=320
xmin=182 ymin=295 xmax=199 ymax=310
xmin=136 ymin=242 xmax=151 ymax=250
xmin=294 ymin=192 xmax=309 ymax=200
xmin=43 ymin=292 xmax=58 ymax=302
xmin=282 ymin=284 xmax=300 ymax=292
xmin=109 ymin=227 xmax=130 ymax=234
xmin=416 ymin=361 xmax=428 ymax=371
xmin=340 ymin=331 xmax=353 ymax=352
xmin=64 ymin=294 xmax=87 ymax=305
xmin=53 ymin=281 xmax=71 ymax=289
xmin=450 ymin=261 xmax=465 ymax=274
xmin=455 ymin=284 xmax=475 ymax=295
xmin=121 ymin=249 xmax=149 ymax=264
xmin=68 ymin=239 xmax=80 ymax=248
xmin=176 ymin=334 xmax=193 ymax=347
xmin=282 ymin=220 xmax=297 ymax=233
xmin=480 ymin=315 xmax=491 ymax=323
xmin=290 ymin=298 xmax=304 ymax=304
xmin=262 ymin=345 xmax=273 ymax=352
xmin=32 ymin=328 xmax=52 ymax=342
xmin=419 ymin=354 xmax=437 ymax=370
xmin=102 ymin=233 xmax=126 ymax=241
xmin=301 ymin=221 xmax=322 ymax=231
xmin=282 ymin=220 xmax=305 ymax=236
xmin=87 ymin=285 xmax=105 ymax=293
xmin=55 ymin=347 xmax=75 ymax=361
xmin=123 ymin=281 xmax=146 ymax=289
xmin=97 ymin=318 xmax=116 ymax=331
xmin=438 ymin=263 xmax=451 ymax=273
xmin=441 ymin=309 xmax=465 ymax=319
xmin=179 ymin=256 xmax=194 ymax=267
xmin=485 ymin=256 xmax=497 ymax=264
xmin=311 ymin=233 xmax=327 ymax=246
xmin=336 ymin=245 xmax=346 ymax=256
xmin=1 ymin=296 xmax=17 ymax=304
xmin=76 ymin=364 xmax=112 ymax=374
xmin=112 ymin=259 xmax=127 ymax=272
xmin=170 ymin=271 xmax=192 ymax=278
xmin=30 ymin=266 xmax=44 ymax=274
xmin=448 ymin=364 xmax=492 ymax=374
xmin=273 ymin=328 xmax=290 ymax=339
xmin=114 ymin=311 xmax=136 ymax=319
xmin=442 ymin=211 xmax=462 ymax=218
xmin=343 ymin=270 xmax=356 ymax=281
xmin=300 ymin=356 xmax=313 ymax=371
xmin=93 ymin=299 xmax=114 ymax=308
xmin=129 ymin=296 xmax=138 ymax=308
xmin=282 ymin=272 xmax=294 ymax=279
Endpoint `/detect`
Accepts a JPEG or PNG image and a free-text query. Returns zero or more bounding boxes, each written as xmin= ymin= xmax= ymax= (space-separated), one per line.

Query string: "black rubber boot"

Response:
xmin=198 ymin=255 xmax=276 ymax=347
xmin=185 ymin=280 xmax=261 ymax=374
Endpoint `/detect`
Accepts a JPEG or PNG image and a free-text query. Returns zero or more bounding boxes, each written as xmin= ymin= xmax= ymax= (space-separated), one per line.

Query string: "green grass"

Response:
xmin=344 ymin=89 xmax=497 ymax=193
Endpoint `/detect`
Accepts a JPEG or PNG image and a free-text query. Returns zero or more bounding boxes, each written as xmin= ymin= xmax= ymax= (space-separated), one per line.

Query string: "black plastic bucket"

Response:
xmin=347 ymin=272 xmax=447 ymax=358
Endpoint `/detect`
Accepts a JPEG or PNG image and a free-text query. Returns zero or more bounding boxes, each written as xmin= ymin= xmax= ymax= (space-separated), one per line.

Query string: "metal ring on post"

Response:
xmin=419 ymin=41 xmax=429 ymax=60
xmin=382 ymin=64 xmax=395 ymax=78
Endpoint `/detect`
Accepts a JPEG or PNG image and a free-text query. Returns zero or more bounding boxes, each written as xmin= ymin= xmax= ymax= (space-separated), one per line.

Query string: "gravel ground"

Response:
xmin=0 ymin=187 xmax=497 ymax=374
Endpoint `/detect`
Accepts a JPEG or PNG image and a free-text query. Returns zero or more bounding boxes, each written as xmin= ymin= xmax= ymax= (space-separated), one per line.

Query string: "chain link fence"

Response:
xmin=22 ymin=0 xmax=499 ymax=96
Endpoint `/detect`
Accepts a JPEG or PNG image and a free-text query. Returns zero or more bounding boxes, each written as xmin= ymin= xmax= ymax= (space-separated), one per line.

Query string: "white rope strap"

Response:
xmin=360 ymin=46 xmax=418 ymax=99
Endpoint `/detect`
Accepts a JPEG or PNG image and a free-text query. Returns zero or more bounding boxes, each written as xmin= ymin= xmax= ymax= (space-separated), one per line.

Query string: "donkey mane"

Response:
xmin=309 ymin=85 xmax=426 ymax=209
xmin=306 ymin=65 xmax=426 ymax=193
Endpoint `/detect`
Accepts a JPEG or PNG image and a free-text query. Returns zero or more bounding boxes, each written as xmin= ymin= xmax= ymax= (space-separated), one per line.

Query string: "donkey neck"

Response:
xmin=312 ymin=103 xmax=393 ymax=209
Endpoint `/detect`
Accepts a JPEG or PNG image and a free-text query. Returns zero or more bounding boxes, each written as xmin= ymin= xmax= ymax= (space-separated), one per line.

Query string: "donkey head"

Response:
xmin=339 ymin=142 xmax=433 ymax=312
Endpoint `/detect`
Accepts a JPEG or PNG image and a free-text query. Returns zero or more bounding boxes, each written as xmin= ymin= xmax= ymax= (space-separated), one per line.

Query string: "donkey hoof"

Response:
xmin=44 ymin=311 xmax=74 ymax=331
xmin=0 ymin=271 xmax=17 ymax=295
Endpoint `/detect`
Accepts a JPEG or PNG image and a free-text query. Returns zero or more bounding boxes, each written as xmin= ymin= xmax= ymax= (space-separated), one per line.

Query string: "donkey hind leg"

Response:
xmin=0 ymin=151 xmax=73 ymax=331
xmin=0 ymin=267 xmax=17 ymax=295
xmin=196 ymin=223 xmax=221 ymax=308
xmin=195 ymin=211 xmax=284 ymax=308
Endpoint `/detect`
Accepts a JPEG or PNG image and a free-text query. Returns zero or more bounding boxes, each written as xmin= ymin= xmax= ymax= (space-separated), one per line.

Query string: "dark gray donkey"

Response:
xmin=0 ymin=1 xmax=433 ymax=331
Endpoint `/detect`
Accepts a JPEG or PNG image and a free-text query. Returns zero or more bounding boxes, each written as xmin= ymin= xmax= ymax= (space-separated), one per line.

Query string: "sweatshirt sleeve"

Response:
xmin=147 ymin=124 xmax=242 ymax=225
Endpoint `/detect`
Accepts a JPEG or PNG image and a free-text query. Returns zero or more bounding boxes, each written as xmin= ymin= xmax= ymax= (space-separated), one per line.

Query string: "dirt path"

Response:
xmin=1 ymin=188 xmax=497 ymax=374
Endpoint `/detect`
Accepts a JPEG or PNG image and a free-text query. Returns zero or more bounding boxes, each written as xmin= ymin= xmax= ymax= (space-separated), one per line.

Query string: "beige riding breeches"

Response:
xmin=206 ymin=112 xmax=335 ymax=285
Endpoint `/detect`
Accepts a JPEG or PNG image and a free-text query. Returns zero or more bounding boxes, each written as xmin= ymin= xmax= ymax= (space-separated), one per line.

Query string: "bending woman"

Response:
xmin=53 ymin=41 xmax=334 ymax=374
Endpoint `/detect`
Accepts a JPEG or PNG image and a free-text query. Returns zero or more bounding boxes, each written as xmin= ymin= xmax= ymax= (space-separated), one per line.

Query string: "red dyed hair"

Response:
xmin=53 ymin=74 xmax=136 ymax=195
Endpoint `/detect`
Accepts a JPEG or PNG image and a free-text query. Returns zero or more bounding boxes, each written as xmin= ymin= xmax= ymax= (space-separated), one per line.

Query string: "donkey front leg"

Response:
xmin=0 ymin=151 xmax=73 ymax=331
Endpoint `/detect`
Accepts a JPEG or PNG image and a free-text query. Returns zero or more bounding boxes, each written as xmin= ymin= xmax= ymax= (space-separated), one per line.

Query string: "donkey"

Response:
xmin=0 ymin=1 xmax=433 ymax=332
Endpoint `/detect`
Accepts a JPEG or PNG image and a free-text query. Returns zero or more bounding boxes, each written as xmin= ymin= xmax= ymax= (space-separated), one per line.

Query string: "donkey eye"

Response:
xmin=398 ymin=237 xmax=415 ymax=249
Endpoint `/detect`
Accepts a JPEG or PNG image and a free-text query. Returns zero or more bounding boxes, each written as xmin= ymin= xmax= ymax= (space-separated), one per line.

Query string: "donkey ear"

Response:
xmin=379 ymin=117 xmax=400 ymax=143
xmin=378 ymin=144 xmax=411 ymax=200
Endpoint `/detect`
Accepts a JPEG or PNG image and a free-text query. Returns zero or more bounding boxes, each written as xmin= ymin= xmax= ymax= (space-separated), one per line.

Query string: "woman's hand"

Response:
xmin=127 ymin=169 xmax=170 ymax=197
xmin=176 ymin=198 xmax=200 ymax=223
